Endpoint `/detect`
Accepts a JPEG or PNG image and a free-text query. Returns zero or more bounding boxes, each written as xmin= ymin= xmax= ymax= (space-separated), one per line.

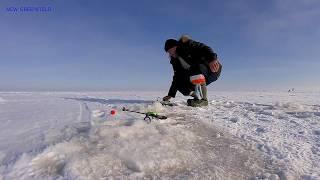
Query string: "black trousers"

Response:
xmin=176 ymin=64 xmax=222 ymax=96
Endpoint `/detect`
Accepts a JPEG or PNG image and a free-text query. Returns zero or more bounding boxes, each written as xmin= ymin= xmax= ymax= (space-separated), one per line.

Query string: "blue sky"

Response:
xmin=1 ymin=0 xmax=320 ymax=91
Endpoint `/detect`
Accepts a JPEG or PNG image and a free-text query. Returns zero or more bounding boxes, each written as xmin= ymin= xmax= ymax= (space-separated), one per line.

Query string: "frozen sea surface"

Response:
xmin=0 ymin=91 xmax=319 ymax=179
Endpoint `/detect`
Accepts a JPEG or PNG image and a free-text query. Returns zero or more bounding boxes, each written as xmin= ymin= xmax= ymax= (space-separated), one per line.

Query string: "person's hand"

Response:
xmin=209 ymin=59 xmax=220 ymax=73
xmin=162 ymin=96 xmax=172 ymax=102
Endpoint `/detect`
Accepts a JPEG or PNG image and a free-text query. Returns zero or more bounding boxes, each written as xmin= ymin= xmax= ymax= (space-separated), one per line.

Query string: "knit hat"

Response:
xmin=164 ymin=39 xmax=178 ymax=52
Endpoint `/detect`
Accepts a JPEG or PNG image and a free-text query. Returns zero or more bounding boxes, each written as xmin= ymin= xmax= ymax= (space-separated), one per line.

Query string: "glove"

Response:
xmin=162 ymin=96 xmax=172 ymax=102
xmin=209 ymin=59 xmax=220 ymax=73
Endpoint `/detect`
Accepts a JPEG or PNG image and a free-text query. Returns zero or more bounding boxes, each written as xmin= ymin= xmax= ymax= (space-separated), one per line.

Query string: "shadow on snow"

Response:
xmin=64 ymin=97 xmax=153 ymax=105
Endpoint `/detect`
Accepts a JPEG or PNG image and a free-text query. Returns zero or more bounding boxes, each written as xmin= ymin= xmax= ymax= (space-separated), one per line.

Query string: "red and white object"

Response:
xmin=190 ymin=74 xmax=206 ymax=99
xmin=190 ymin=74 xmax=206 ymax=85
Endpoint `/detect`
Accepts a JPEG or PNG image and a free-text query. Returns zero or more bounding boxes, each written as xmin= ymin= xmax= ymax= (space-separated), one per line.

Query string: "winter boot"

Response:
xmin=187 ymin=91 xmax=197 ymax=105
xmin=187 ymin=85 xmax=208 ymax=107
xmin=188 ymin=98 xmax=208 ymax=107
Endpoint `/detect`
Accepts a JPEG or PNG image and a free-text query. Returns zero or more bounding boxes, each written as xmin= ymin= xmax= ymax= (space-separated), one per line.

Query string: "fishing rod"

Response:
xmin=122 ymin=107 xmax=167 ymax=123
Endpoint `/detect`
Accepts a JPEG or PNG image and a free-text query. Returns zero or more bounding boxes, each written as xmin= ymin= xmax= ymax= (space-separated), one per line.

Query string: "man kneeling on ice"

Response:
xmin=162 ymin=35 xmax=222 ymax=107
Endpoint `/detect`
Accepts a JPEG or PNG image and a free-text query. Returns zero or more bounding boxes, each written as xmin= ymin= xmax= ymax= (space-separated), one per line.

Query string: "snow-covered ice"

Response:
xmin=0 ymin=91 xmax=319 ymax=179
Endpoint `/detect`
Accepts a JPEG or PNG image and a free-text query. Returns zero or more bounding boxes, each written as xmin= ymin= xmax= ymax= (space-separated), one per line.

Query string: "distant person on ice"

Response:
xmin=162 ymin=35 xmax=222 ymax=107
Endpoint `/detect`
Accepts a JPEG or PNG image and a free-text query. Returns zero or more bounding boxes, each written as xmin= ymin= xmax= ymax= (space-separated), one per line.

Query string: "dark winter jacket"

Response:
xmin=168 ymin=40 xmax=221 ymax=97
